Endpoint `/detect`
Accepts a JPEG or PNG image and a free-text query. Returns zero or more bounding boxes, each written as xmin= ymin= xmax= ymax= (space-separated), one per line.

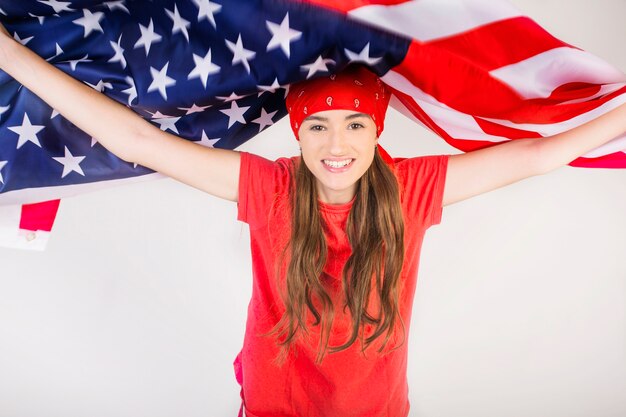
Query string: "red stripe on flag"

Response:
xmin=300 ymin=0 xmax=409 ymax=13
xmin=395 ymin=40 xmax=525 ymax=116
xmin=19 ymin=199 xmax=61 ymax=232
xmin=427 ymin=17 xmax=568 ymax=72
xmin=570 ymin=152 xmax=626 ymax=169
xmin=474 ymin=117 xmax=543 ymax=140
xmin=396 ymin=40 xmax=626 ymax=123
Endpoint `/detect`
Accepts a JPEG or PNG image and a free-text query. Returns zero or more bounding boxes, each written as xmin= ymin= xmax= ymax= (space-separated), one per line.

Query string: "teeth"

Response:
xmin=323 ymin=159 xmax=352 ymax=168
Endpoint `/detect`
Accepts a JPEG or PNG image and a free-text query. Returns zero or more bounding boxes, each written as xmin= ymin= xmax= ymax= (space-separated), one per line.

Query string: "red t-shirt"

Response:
xmin=236 ymin=152 xmax=449 ymax=417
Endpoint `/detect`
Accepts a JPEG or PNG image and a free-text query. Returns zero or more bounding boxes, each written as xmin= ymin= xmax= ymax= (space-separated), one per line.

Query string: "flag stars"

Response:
xmin=345 ymin=43 xmax=382 ymax=65
xmin=29 ymin=13 xmax=46 ymax=25
xmin=257 ymin=78 xmax=282 ymax=96
xmin=135 ymin=19 xmax=162 ymax=56
xmin=219 ymin=101 xmax=250 ymax=128
xmin=166 ymin=4 xmax=191 ymax=42
xmin=0 ymin=105 xmax=10 ymax=119
xmin=192 ymin=0 xmax=221 ymax=28
xmin=266 ymin=13 xmax=302 ymax=58
xmin=252 ymin=108 xmax=278 ymax=132
xmin=46 ymin=43 xmax=64 ymax=62
xmin=9 ymin=113 xmax=45 ymax=149
xmin=52 ymin=147 xmax=86 ymax=178
xmin=0 ymin=160 xmax=7 ymax=184
xmin=225 ymin=34 xmax=256 ymax=74
xmin=13 ymin=32 xmax=34 ymax=46
xmin=197 ymin=130 xmax=220 ymax=147
xmin=73 ymin=9 xmax=105 ymax=38
xmin=148 ymin=62 xmax=176 ymax=100
xmin=301 ymin=55 xmax=336 ymax=79
xmin=216 ymin=92 xmax=246 ymax=102
xmin=109 ymin=34 xmax=126 ymax=68
xmin=67 ymin=54 xmax=90 ymax=71
xmin=38 ymin=0 xmax=73 ymax=13
xmin=121 ymin=76 xmax=138 ymax=105
xmin=85 ymin=79 xmax=113 ymax=92
xmin=152 ymin=115 xmax=181 ymax=134
xmin=178 ymin=103 xmax=211 ymax=115
xmin=188 ymin=49 xmax=220 ymax=88
xmin=104 ymin=1 xmax=130 ymax=14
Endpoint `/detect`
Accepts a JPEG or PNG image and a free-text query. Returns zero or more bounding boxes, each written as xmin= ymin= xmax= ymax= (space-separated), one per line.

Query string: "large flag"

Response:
xmin=0 ymin=0 xmax=625 ymax=250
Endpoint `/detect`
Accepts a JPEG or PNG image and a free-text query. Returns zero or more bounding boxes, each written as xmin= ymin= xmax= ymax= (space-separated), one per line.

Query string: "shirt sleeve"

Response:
xmin=237 ymin=152 xmax=293 ymax=229
xmin=394 ymin=154 xmax=449 ymax=229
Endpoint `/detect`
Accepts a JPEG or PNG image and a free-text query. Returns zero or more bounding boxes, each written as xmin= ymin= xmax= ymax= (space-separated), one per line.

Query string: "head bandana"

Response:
xmin=285 ymin=66 xmax=391 ymax=140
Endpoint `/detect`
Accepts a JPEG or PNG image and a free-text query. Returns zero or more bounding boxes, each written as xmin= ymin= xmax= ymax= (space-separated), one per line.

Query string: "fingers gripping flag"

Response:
xmin=0 ymin=0 xmax=624 ymax=250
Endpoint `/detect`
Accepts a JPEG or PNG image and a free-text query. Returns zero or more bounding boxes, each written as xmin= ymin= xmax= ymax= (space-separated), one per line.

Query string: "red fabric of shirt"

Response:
xmin=236 ymin=152 xmax=448 ymax=417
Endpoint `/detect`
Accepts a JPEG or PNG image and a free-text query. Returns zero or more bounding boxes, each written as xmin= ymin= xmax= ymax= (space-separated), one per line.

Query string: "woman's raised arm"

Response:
xmin=442 ymin=102 xmax=626 ymax=207
xmin=0 ymin=25 xmax=240 ymax=202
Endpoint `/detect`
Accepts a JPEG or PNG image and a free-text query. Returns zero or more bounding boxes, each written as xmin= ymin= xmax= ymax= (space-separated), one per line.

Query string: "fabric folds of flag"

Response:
xmin=0 ymin=0 xmax=625 ymax=250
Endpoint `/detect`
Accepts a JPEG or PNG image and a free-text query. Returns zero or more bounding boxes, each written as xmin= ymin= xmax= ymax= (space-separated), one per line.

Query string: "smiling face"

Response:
xmin=298 ymin=109 xmax=379 ymax=204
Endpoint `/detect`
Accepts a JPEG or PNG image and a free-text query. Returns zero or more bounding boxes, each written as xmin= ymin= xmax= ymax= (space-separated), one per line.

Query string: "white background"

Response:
xmin=1 ymin=1 xmax=625 ymax=416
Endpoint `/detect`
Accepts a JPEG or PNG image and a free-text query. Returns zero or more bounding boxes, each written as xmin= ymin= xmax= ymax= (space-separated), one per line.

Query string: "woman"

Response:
xmin=0 ymin=20 xmax=625 ymax=417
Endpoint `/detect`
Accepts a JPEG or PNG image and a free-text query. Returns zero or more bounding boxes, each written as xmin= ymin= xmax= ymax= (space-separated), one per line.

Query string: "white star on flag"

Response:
xmin=252 ymin=108 xmax=278 ymax=132
xmin=135 ymin=19 xmax=162 ymax=56
xmin=226 ymin=34 xmax=256 ymax=74
xmin=29 ymin=12 xmax=46 ymax=25
xmin=220 ymin=101 xmax=250 ymax=128
xmin=148 ymin=62 xmax=176 ymax=100
xmin=90 ymin=137 xmax=98 ymax=147
xmin=85 ymin=79 xmax=113 ymax=92
xmin=153 ymin=115 xmax=181 ymax=134
xmin=66 ymin=54 xmax=90 ymax=71
xmin=46 ymin=43 xmax=64 ymax=61
xmin=166 ymin=4 xmax=191 ymax=42
xmin=104 ymin=1 xmax=130 ymax=14
xmin=345 ymin=43 xmax=382 ymax=65
xmin=257 ymin=78 xmax=282 ymax=96
xmin=0 ymin=105 xmax=9 ymax=118
xmin=13 ymin=32 xmax=34 ymax=46
xmin=122 ymin=76 xmax=138 ymax=105
xmin=38 ymin=0 xmax=73 ymax=13
xmin=188 ymin=49 xmax=220 ymax=88
xmin=73 ymin=9 xmax=104 ymax=38
xmin=8 ymin=113 xmax=45 ymax=149
xmin=108 ymin=34 xmax=126 ymax=68
xmin=266 ymin=13 xmax=302 ymax=58
xmin=0 ymin=160 xmax=7 ymax=184
xmin=178 ymin=103 xmax=211 ymax=115
xmin=52 ymin=147 xmax=86 ymax=178
xmin=51 ymin=109 xmax=59 ymax=118
xmin=192 ymin=0 xmax=221 ymax=27
xmin=301 ymin=55 xmax=336 ymax=79
xmin=216 ymin=92 xmax=246 ymax=102
xmin=197 ymin=130 xmax=220 ymax=147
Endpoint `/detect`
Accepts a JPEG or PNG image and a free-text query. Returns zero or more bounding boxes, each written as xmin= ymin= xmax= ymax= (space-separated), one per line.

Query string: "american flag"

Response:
xmin=0 ymin=0 xmax=625 ymax=250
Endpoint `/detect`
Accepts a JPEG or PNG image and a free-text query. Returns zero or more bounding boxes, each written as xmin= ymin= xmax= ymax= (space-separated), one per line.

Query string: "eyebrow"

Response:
xmin=302 ymin=112 xmax=371 ymax=122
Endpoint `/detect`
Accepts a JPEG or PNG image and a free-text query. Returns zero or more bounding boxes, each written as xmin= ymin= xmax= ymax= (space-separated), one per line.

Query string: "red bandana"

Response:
xmin=285 ymin=66 xmax=391 ymax=140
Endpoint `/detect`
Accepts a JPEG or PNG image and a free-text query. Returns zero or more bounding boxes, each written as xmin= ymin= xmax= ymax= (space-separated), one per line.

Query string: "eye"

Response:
xmin=348 ymin=122 xmax=364 ymax=129
xmin=308 ymin=124 xmax=326 ymax=131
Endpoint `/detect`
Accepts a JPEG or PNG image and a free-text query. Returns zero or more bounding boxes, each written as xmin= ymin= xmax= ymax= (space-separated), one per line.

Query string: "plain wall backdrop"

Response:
xmin=1 ymin=0 xmax=625 ymax=416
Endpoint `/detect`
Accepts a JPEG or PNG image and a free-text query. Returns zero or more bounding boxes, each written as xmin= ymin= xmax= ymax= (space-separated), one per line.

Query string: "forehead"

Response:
xmin=302 ymin=110 xmax=372 ymax=122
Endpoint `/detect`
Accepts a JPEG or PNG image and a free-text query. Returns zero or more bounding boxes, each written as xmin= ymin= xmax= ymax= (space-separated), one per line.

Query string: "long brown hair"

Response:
xmin=267 ymin=149 xmax=406 ymax=363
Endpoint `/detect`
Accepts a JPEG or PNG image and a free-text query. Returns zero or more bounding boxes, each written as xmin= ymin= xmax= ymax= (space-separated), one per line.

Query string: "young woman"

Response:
xmin=0 ymin=21 xmax=625 ymax=417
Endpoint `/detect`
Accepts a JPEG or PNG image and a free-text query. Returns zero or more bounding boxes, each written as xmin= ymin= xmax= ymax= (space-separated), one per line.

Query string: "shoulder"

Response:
xmin=392 ymin=155 xmax=449 ymax=184
xmin=239 ymin=152 xmax=300 ymax=190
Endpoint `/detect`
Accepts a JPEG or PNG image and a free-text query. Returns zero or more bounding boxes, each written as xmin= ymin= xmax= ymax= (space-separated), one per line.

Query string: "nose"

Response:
xmin=328 ymin=129 xmax=348 ymax=155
